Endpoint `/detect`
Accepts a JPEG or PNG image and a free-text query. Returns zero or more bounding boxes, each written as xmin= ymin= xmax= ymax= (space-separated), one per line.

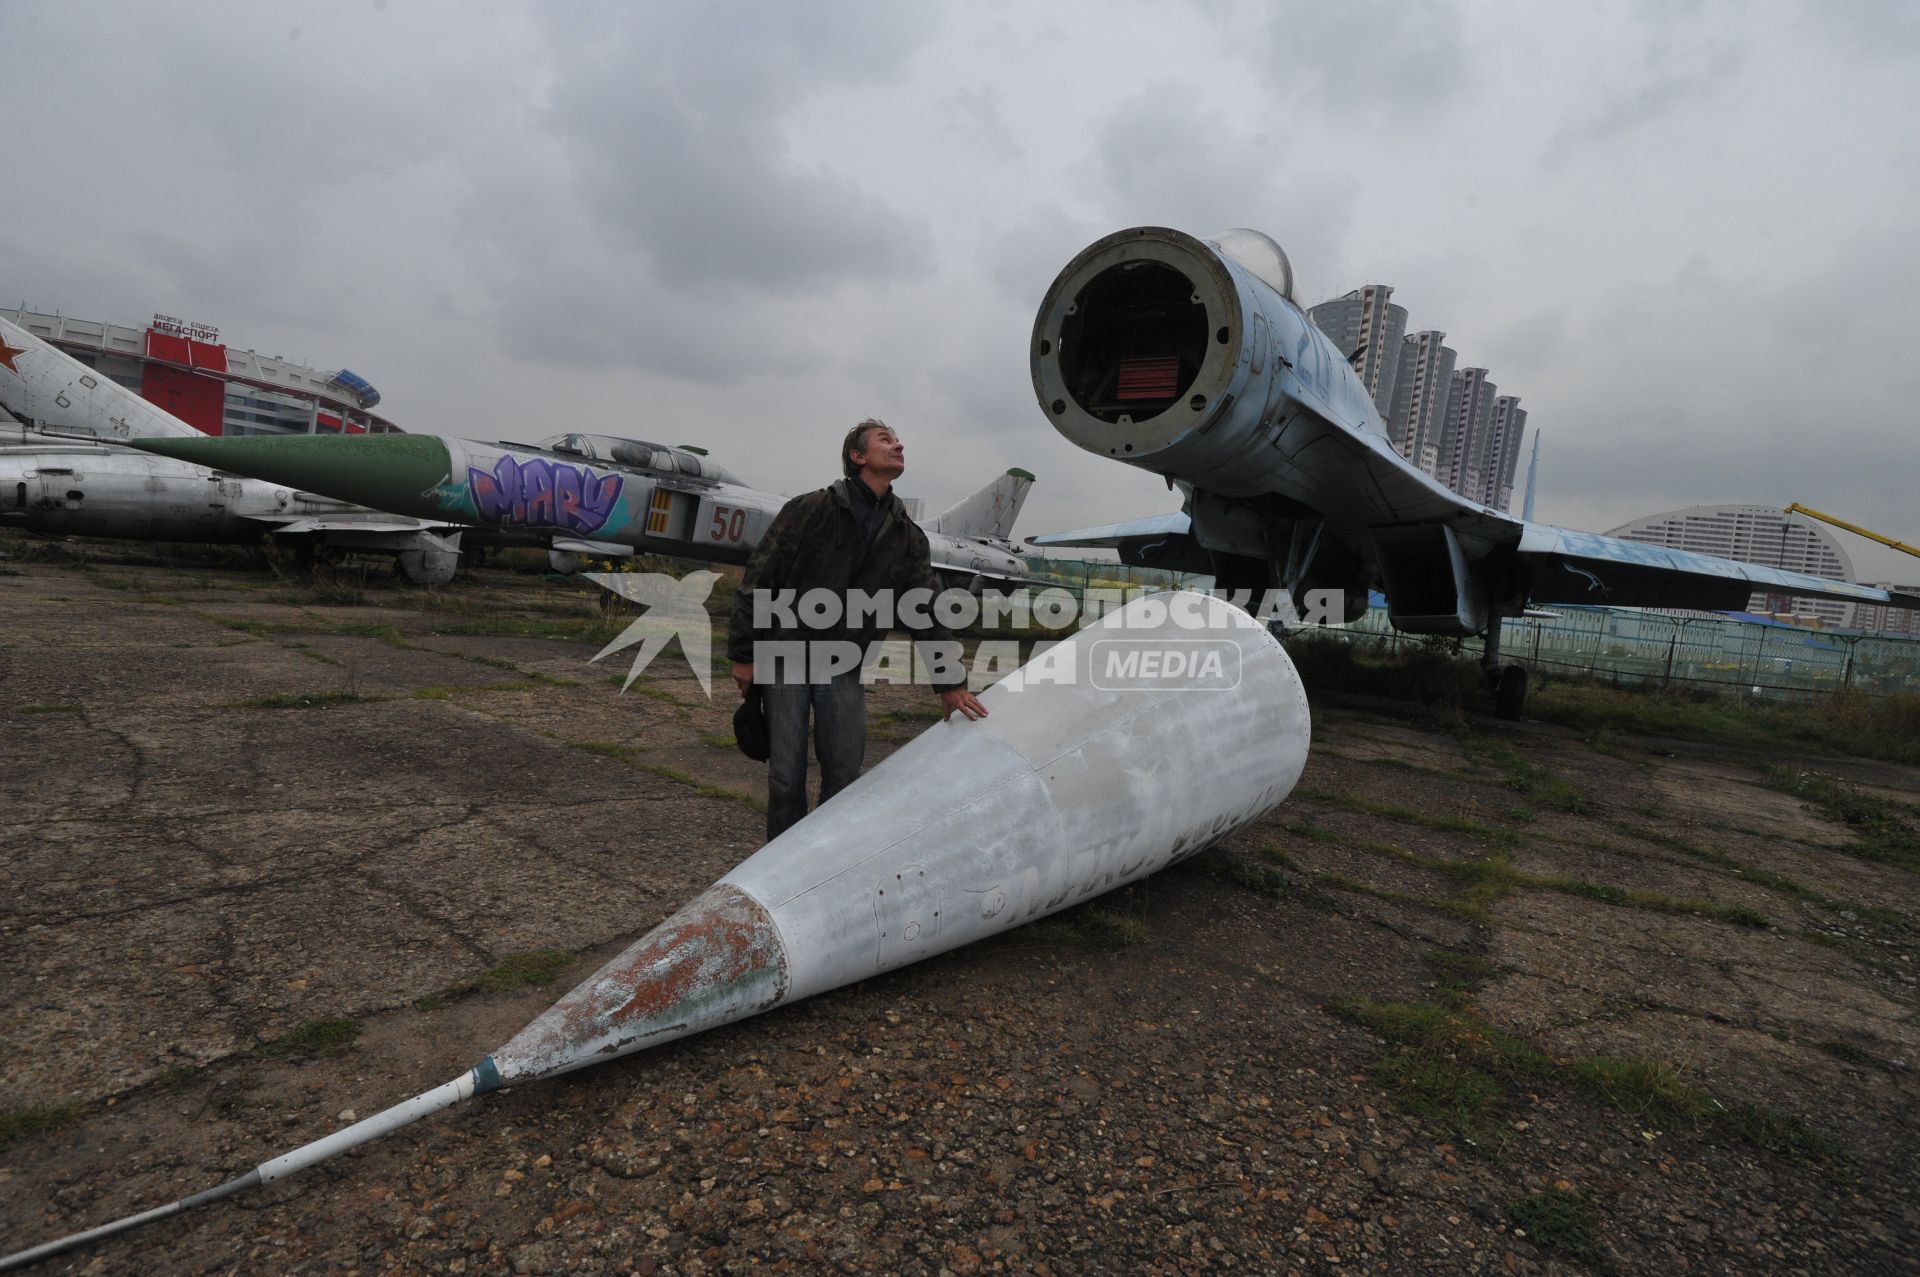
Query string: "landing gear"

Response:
xmin=1479 ymin=603 xmax=1527 ymax=720
xmin=1493 ymin=664 xmax=1528 ymax=721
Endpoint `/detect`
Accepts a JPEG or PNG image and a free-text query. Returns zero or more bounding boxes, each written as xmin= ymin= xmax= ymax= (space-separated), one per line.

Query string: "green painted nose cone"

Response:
xmin=130 ymin=433 xmax=455 ymax=516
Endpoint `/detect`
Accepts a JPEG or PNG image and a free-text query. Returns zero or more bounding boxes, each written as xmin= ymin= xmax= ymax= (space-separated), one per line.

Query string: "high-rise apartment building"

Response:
xmin=1481 ymin=395 xmax=1528 ymax=511
xmin=1440 ymin=367 xmax=1498 ymax=498
xmin=1308 ymin=289 xmax=1532 ymax=506
xmin=1605 ymin=504 xmax=1857 ymax=625
xmin=1385 ymin=330 xmax=1456 ymax=470
xmin=1307 ymin=286 xmax=1407 ymax=417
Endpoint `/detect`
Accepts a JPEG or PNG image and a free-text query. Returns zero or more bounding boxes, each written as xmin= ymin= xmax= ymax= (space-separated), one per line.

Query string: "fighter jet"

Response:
xmin=1027 ymin=227 xmax=1920 ymax=717
xmin=0 ymin=317 xmax=463 ymax=583
xmin=128 ymin=426 xmax=1051 ymax=590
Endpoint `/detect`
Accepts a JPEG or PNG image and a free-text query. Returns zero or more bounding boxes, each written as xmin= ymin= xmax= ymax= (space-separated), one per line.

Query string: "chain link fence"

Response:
xmin=1329 ymin=604 xmax=1920 ymax=700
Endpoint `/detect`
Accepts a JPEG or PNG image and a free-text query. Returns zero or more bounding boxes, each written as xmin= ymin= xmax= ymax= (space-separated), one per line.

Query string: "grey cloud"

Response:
xmin=1234 ymin=0 xmax=1470 ymax=122
xmin=1092 ymin=86 xmax=1287 ymax=229
xmin=1544 ymin=31 xmax=1745 ymax=159
xmin=1533 ymin=230 xmax=1919 ymax=544
xmin=944 ymin=87 xmax=1021 ymax=161
xmin=537 ymin=3 xmax=936 ymax=295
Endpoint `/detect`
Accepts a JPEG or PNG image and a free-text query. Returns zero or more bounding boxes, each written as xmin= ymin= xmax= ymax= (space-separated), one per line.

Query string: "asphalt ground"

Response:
xmin=1 ymin=550 xmax=1916 ymax=1275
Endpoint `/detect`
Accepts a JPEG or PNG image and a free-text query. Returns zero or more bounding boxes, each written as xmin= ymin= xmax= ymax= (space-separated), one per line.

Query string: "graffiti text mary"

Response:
xmin=468 ymin=456 xmax=623 ymax=536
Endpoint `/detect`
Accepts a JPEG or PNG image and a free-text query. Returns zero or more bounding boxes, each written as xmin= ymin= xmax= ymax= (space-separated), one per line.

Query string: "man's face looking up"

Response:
xmin=853 ymin=427 xmax=905 ymax=483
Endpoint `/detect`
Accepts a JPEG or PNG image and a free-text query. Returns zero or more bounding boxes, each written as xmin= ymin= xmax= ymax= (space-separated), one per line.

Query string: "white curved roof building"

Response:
xmin=1605 ymin=503 xmax=1855 ymax=625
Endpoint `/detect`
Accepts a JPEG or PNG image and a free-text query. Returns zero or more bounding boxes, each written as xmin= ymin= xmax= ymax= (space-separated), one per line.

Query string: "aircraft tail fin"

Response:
xmin=1521 ymin=433 xmax=1541 ymax=522
xmin=921 ymin=468 xmax=1035 ymax=540
xmin=0 ymin=315 xmax=205 ymax=442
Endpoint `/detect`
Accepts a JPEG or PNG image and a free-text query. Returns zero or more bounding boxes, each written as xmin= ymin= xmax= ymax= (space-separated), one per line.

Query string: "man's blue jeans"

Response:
xmin=762 ymin=669 xmax=866 ymax=840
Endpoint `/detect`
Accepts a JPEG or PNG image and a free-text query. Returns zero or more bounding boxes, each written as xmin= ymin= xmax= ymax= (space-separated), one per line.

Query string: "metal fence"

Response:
xmin=1021 ymin=557 xmax=1202 ymax=596
xmin=1327 ymin=604 xmax=1920 ymax=700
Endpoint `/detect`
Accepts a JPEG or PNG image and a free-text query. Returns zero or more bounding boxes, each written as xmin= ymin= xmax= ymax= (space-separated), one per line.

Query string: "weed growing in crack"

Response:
xmin=258 ymin=1018 xmax=361 ymax=1061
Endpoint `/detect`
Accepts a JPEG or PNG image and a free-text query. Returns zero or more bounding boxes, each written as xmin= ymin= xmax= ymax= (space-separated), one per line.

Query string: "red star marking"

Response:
xmin=0 ymin=335 xmax=25 ymax=375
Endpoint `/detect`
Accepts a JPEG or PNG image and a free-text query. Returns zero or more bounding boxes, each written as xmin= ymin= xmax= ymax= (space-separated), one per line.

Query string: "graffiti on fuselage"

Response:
xmin=468 ymin=455 xmax=623 ymax=535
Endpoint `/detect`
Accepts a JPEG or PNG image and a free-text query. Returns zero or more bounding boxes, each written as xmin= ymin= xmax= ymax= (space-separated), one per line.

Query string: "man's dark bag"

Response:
xmin=734 ymin=684 xmax=770 ymax=762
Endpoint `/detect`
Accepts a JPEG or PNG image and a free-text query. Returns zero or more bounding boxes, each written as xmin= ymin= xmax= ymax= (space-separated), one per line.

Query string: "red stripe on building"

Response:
xmin=146 ymin=330 xmax=191 ymax=366
xmin=141 ymin=364 xmax=225 ymax=435
xmin=188 ymin=339 xmax=228 ymax=373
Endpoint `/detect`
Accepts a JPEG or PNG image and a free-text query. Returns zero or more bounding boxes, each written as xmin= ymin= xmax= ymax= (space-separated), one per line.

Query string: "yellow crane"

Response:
xmin=1784 ymin=503 xmax=1920 ymax=560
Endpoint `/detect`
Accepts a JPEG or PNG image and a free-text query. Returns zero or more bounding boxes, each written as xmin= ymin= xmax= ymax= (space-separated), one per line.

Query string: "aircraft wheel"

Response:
xmin=1494 ymin=664 xmax=1528 ymax=720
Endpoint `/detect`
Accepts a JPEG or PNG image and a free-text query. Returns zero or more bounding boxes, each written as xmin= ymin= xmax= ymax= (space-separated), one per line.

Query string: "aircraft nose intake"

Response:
xmin=1031 ymin=227 xmax=1245 ymax=468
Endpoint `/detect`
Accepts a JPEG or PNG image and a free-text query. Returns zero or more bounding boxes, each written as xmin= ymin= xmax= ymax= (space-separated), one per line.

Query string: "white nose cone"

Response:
xmin=489 ymin=590 xmax=1309 ymax=1086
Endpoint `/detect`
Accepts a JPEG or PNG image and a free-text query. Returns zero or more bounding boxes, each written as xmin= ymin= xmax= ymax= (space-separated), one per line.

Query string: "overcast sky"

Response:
xmin=5 ymin=0 xmax=1916 ymax=580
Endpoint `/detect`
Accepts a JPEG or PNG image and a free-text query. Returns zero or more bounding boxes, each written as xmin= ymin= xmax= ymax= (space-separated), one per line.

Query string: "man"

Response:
xmin=728 ymin=419 xmax=988 ymax=840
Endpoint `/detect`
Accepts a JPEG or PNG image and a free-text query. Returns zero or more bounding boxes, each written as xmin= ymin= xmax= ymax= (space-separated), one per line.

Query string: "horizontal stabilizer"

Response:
xmin=1028 ymin=511 xmax=1191 ymax=550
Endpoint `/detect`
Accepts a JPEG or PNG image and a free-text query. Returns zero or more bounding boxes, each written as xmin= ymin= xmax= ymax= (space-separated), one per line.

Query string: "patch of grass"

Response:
xmin=1371 ymin=1050 xmax=1503 ymax=1134
xmin=1031 ymin=905 xmax=1150 ymax=949
xmin=1510 ymin=1187 xmax=1601 ymax=1262
xmin=701 ymin=733 xmax=738 ymax=749
xmin=1533 ymin=681 xmax=1920 ymax=766
xmin=87 ymin=571 xmax=149 ymax=593
xmin=474 ymin=949 xmax=573 ymax=993
xmin=0 ymin=1103 xmax=86 ymax=1150
xmin=1285 ymin=634 xmax=1484 ymax=709
xmin=1816 ymin=1039 xmax=1899 ymax=1072
xmin=1535 ymin=876 xmax=1772 ymax=929
xmin=1298 ymin=787 xmax=1520 ymax=847
xmin=258 ymin=1017 xmax=361 ymax=1060
xmin=1461 ymin=734 xmax=1588 ymax=813
xmin=1762 ymin=766 xmax=1920 ymax=872
xmin=638 ymin=762 xmax=766 ymax=813
xmin=197 ymin=613 xmax=303 ymax=638
xmin=1565 ymin=1054 xmax=1702 ymax=1116
xmin=431 ymin=615 xmax=627 ymax=644
xmin=331 ymin=622 xmax=412 ymax=648
xmin=19 ymin=703 xmax=83 ymax=715
xmin=414 ymin=993 xmax=450 ymax=1012
xmin=1715 ymin=1101 xmax=1839 ymax=1160
xmin=1429 ymin=949 xmax=1497 ymax=1009
xmin=1333 ymin=996 xmax=1843 ymax=1165
xmin=289 ymin=644 xmax=342 ymax=666
xmin=225 ymin=691 xmax=388 ymax=710
xmin=1177 ymin=846 xmax=1336 ymax=909
xmin=414 ymin=676 xmax=550 ymax=698
xmin=563 ymin=739 xmax=766 ymax=811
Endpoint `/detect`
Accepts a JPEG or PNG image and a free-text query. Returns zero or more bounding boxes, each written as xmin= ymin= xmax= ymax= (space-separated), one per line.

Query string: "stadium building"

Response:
xmin=1605 ymin=503 xmax=1856 ymax=626
xmin=1 ymin=309 xmax=401 ymax=437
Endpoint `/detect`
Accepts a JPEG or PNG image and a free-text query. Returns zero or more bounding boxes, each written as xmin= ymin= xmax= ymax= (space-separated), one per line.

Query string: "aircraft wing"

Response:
xmin=1513 ymin=523 xmax=1920 ymax=612
xmin=1028 ymin=512 xmax=1192 ymax=551
xmin=246 ymin=514 xmax=460 ymax=536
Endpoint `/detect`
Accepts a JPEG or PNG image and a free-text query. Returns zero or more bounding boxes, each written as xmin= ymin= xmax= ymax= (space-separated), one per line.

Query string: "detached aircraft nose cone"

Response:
xmin=3 ymin=589 xmax=1309 ymax=1269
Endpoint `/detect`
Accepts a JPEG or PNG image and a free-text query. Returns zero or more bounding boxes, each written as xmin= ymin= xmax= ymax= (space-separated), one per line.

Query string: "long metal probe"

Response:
xmin=0 ymin=1070 xmax=486 ymax=1271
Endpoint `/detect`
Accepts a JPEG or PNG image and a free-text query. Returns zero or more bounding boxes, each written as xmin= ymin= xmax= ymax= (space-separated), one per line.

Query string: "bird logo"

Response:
xmin=587 ymin=570 xmax=722 ymax=698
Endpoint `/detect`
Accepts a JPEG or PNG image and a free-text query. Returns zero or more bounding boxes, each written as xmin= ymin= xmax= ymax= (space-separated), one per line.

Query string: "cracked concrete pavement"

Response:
xmin=2 ymin=551 xmax=1917 ymax=1274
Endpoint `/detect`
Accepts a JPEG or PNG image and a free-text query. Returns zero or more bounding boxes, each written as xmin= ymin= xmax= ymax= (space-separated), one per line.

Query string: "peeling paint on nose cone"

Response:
xmin=484 ymin=587 xmax=1310 ymax=1088
xmin=488 ymin=883 xmax=790 ymax=1083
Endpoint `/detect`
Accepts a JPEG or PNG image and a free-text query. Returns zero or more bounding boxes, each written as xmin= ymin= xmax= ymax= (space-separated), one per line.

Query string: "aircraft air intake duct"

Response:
xmin=1031 ymin=226 xmax=1379 ymax=501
